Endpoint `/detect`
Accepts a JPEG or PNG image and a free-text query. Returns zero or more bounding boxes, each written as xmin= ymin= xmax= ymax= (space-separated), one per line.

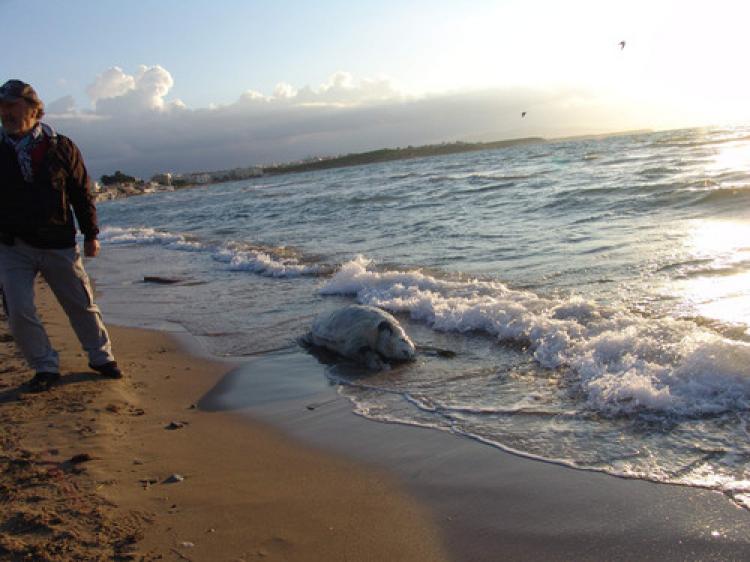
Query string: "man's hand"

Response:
xmin=84 ymin=239 xmax=100 ymax=257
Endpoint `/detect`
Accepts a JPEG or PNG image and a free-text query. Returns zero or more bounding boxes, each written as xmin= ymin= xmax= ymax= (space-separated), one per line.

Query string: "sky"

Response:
xmin=4 ymin=0 xmax=750 ymax=179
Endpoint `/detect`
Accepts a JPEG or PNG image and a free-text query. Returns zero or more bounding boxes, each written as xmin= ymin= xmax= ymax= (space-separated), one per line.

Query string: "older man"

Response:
xmin=0 ymin=79 xmax=121 ymax=391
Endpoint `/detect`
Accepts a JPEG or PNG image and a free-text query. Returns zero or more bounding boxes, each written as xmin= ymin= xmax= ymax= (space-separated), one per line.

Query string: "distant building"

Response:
xmin=141 ymin=181 xmax=159 ymax=194
xmin=151 ymin=172 xmax=173 ymax=186
xmin=227 ymin=166 xmax=263 ymax=179
xmin=185 ymin=173 xmax=212 ymax=185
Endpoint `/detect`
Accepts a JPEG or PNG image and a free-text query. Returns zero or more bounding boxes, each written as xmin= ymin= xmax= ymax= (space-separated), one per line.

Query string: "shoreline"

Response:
xmin=203 ymin=350 xmax=750 ymax=561
xmin=0 ymin=281 xmax=449 ymax=561
xmin=4 ymin=278 xmax=750 ymax=561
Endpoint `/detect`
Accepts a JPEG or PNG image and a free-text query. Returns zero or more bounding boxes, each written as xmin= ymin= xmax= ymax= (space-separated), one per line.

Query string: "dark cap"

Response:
xmin=0 ymin=80 xmax=42 ymax=106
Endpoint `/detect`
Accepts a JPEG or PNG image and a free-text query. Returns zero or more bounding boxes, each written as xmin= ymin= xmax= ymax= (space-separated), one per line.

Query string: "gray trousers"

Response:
xmin=0 ymin=239 xmax=114 ymax=373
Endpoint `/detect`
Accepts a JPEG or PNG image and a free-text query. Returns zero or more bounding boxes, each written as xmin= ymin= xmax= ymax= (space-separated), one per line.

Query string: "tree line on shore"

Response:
xmin=98 ymin=136 xmax=547 ymax=196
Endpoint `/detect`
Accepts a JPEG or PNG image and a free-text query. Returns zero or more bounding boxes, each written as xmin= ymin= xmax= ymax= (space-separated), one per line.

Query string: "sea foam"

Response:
xmin=98 ymin=226 xmax=204 ymax=251
xmin=322 ymin=256 xmax=750 ymax=417
xmin=99 ymin=226 xmax=322 ymax=278
xmin=213 ymin=247 xmax=322 ymax=277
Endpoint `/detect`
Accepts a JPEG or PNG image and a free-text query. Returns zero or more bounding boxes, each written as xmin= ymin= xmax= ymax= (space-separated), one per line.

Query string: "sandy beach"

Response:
xmin=0 ymin=280 xmax=448 ymax=561
xmin=3 ymin=278 xmax=750 ymax=561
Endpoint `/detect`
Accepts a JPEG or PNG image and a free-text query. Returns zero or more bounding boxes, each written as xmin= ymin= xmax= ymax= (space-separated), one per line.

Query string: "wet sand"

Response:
xmin=202 ymin=351 xmax=750 ymax=561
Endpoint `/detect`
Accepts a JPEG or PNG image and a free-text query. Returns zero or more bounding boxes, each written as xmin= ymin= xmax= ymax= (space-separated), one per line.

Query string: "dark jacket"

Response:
xmin=0 ymin=132 xmax=99 ymax=249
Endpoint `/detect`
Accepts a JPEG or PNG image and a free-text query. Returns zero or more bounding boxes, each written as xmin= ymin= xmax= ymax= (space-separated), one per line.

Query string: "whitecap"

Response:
xmin=322 ymin=256 xmax=750 ymax=418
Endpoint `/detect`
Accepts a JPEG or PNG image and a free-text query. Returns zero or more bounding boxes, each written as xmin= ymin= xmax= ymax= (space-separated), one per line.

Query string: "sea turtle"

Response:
xmin=302 ymin=305 xmax=416 ymax=370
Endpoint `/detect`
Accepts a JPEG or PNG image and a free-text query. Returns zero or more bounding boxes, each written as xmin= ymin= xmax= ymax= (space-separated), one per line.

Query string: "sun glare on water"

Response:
xmin=704 ymin=137 xmax=750 ymax=175
xmin=673 ymin=220 xmax=750 ymax=330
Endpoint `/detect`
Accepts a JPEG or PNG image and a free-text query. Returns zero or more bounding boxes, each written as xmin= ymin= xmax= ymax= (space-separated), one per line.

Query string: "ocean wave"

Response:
xmin=429 ymin=171 xmax=541 ymax=183
xmin=637 ymin=166 xmax=680 ymax=178
xmin=651 ymin=131 xmax=750 ymax=150
xmin=453 ymin=181 xmax=517 ymax=195
xmin=668 ymin=258 xmax=750 ymax=279
xmin=321 ymin=256 xmax=750 ymax=418
xmin=99 ymin=226 xmax=324 ymax=278
xmin=98 ymin=226 xmax=204 ymax=251
xmin=213 ymin=247 xmax=324 ymax=277
xmin=684 ymin=185 xmax=750 ymax=207
xmin=387 ymin=171 xmax=427 ymax=180
xmin=595 ymin=154 xmax=658 ymax=166
xmin=343 ymin=193 xmax=406 ymax=205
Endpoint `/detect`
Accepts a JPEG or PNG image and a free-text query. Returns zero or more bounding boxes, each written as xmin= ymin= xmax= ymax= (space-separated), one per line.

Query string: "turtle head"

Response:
xmin=376 ymin=320 xmax=416 ymax=361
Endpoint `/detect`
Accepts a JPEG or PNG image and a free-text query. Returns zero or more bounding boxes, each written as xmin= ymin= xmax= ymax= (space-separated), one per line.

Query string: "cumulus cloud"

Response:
xmin=231 ymin=72 xmax=402 ymax=108
xmin=294 ymin=72 xmax=402 ymax=105
xmin=45 ymin=65 xmax=649 ymax=179
xmin=87 ymin=65 xmax=177 ymax=115
xmin=273 ymin=82 xmax=297 ymax=99
xmin=237 ymin=89 xmax=269 ymax=104
xmin=86 ymin=67 xmax=135 ymax=103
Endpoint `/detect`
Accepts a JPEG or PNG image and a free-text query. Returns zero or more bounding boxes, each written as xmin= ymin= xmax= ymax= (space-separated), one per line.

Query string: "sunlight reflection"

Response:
xmin=704 ymin=138 xmax=750 ymax=176
xmin=688 ymin=220 xmax=750 ymax=260
xmin=672 ymin=220 xmax=750 ymax=329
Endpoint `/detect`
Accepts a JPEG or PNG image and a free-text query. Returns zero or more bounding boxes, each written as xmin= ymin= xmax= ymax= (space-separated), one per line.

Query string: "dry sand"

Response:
xmin=0 ymin=280 xmax=449 ymax=561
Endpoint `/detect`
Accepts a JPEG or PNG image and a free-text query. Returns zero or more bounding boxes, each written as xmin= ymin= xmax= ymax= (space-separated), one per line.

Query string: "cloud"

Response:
xmin=86 ymin=66 xmax=135 ymax=103
xmin=46 ymin=95 xmax=76 ymax=115
xmin=46 ymin=65 xmax=657 ymax=179
xmin=273 ymin=82 xmax=297 ymax=99
xmin=294 ymin=72 xmax=402 ymax=106
xmin=87 ymin=65 xmax=178 ymax=115
xmin=231 ymin=72 xmax=403 ymax=108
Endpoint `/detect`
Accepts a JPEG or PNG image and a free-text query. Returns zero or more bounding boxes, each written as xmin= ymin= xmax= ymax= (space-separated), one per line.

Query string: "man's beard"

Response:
xmin=1 ymin=118 xmax=19 ymax=131
xmin=1 ymin=118 xmax=27 ymax=137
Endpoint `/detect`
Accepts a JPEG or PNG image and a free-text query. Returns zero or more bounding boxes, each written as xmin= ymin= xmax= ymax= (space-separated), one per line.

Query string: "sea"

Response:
xmin=87 ymin=126 xmax=750 ymax=510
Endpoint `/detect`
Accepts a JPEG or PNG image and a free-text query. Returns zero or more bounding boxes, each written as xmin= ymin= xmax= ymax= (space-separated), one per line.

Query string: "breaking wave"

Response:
xmin=322 ymin=256 xmax=750 ymax=418
xmin=99 ymin=226 xmax=324 ymax=278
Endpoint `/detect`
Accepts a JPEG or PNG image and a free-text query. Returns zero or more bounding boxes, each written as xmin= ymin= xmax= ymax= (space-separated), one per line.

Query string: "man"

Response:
xmin=0 ymin=79 xmax=122 ymax=391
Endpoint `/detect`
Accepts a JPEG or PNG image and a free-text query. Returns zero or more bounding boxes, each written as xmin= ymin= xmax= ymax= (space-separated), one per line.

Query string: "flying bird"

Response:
xmin=619 ymin=40 xmax=626 ymax=50
xmin=521 ymin=111 xmax=527 ymax=118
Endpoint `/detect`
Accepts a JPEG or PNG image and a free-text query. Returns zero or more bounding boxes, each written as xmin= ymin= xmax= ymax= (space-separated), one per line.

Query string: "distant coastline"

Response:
xmin=95 ymin=129 xmax=652 ymax=202
xmin=94 ymin=136 xmax=543 ymax=201
xmin=262 ymin=137 xmax=544 ymax=176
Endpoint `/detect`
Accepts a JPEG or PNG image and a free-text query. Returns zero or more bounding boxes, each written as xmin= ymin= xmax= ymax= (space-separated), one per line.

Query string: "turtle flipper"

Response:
xmin=357 ymin=346 xmax=386 ymax=371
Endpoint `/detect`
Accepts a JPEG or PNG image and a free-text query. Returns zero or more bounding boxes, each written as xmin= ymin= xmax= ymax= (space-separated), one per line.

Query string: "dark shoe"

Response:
xmin=88 ymin=361 xmax=123 ymax=379
xmin=27 ymin=372 xmax=61 ymax=392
